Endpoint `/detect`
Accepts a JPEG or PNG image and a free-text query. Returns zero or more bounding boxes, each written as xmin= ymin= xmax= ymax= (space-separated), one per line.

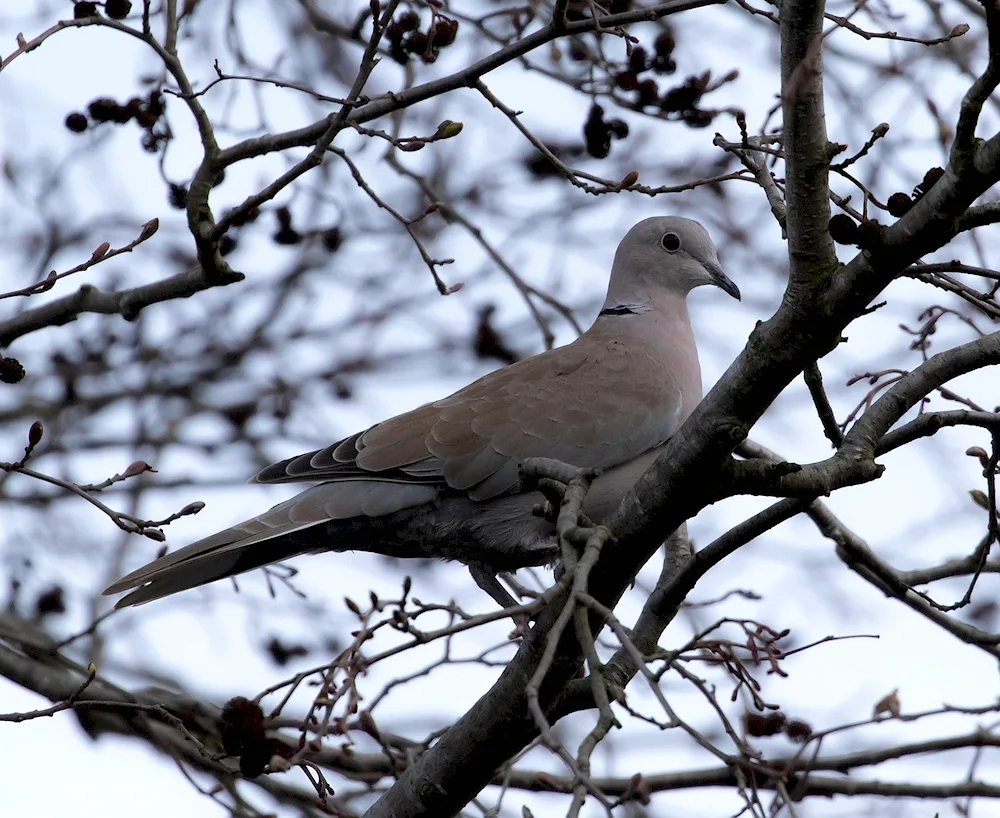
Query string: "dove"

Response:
xmin=104 ymin=216 xmax=739 ymax=610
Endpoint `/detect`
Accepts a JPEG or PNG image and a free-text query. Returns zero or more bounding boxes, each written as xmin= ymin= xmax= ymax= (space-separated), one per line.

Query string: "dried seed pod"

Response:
xmin=886 ymin=192 xmax=914 ymax=217
xmin=65 ymin=112 xmax=88 ymax=133
xmin=744 ymin=711 xmax=786 ymax=737
xmin=0 ymin=357 xmax=26 ymax=383
xmin=828 ymin=214 xmax=861 ymax=245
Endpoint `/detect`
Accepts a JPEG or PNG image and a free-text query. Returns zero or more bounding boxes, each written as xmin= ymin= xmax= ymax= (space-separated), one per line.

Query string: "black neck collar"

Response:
xmin=598 ymin=304 xmax=640 ymax=317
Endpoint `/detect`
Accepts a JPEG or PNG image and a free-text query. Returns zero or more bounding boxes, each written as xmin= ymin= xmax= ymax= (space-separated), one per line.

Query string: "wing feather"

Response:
xmin=252 ymin=331 xmax=683 ymax=502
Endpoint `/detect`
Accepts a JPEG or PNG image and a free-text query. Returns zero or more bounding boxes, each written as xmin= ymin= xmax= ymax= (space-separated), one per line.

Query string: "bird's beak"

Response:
xmin=706 ymin=262 xmax=740 ymax=301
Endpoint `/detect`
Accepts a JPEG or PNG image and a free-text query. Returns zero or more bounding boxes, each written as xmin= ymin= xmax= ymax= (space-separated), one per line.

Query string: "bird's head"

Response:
xmin=607 ymin=216 xmax=740 ymax=305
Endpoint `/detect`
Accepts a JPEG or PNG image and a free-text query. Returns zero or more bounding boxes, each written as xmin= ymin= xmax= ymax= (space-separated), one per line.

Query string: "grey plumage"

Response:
xmin=103 ymin=216 xmax=739 ymax=609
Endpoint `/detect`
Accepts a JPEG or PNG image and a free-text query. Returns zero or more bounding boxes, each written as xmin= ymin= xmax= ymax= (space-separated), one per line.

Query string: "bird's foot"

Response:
xmin=468 ymin=564 xmax=535 ymax=639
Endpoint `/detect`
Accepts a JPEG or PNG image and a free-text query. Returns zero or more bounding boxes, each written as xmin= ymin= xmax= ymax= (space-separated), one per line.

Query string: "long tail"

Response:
xmin=103 ymin=479 xmax=440 ymax=607
xmin=102 ymin=522 xmax=324 ymax=608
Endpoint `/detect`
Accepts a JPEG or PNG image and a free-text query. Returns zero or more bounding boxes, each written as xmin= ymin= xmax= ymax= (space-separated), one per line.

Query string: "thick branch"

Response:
xmin=726 ymin=336 xmax=1000 ymax=498
xmin=951 ymin=0 xmax=1000 ymax=169
xmin=780 ymin=0 xmax=838 ymax=300
xmin=845 ymin=332 xmax=1000 ymax=458
xmin=0 ymin=266 xmax=243 ymax=349
xmin=526 ymin=767 xmax=1000 ymax=800
xmin=877 ymin=409 xmax=1000 ymax=455
xmin=808 ymin=505 xmax=1000 ymax=657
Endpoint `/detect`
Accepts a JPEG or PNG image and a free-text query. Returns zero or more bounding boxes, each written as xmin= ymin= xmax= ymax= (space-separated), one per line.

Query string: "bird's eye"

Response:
xmin=661 ymin=232 xmax=681 ymax=252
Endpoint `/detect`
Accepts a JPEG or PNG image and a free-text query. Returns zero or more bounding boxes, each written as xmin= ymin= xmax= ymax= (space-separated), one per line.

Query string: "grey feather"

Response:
xmin=103 ymin=216 xmax=738 ymax=610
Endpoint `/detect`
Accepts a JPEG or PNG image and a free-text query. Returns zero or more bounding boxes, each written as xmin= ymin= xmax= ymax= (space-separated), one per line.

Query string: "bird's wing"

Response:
xmin=254 ymin=330 xmax=685 ymax=504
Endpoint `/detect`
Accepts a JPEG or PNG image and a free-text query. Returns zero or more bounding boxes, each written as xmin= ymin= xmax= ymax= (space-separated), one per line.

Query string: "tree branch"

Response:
xmin=0 ymin=265 xmax=243 ymax=349
xmin=780 ymin=0 xmax=838 ymax=301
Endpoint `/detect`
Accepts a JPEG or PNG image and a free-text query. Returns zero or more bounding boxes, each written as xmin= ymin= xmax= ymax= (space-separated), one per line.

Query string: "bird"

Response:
xmin=103 ymin=216 xmax=740 ymax=611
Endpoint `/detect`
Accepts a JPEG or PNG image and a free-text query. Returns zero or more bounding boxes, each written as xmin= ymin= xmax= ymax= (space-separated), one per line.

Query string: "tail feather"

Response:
xmin=106 ymin=527 xmax=323 ymax=608
xmin=104 ymin=480 xmax=439 ymax=607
